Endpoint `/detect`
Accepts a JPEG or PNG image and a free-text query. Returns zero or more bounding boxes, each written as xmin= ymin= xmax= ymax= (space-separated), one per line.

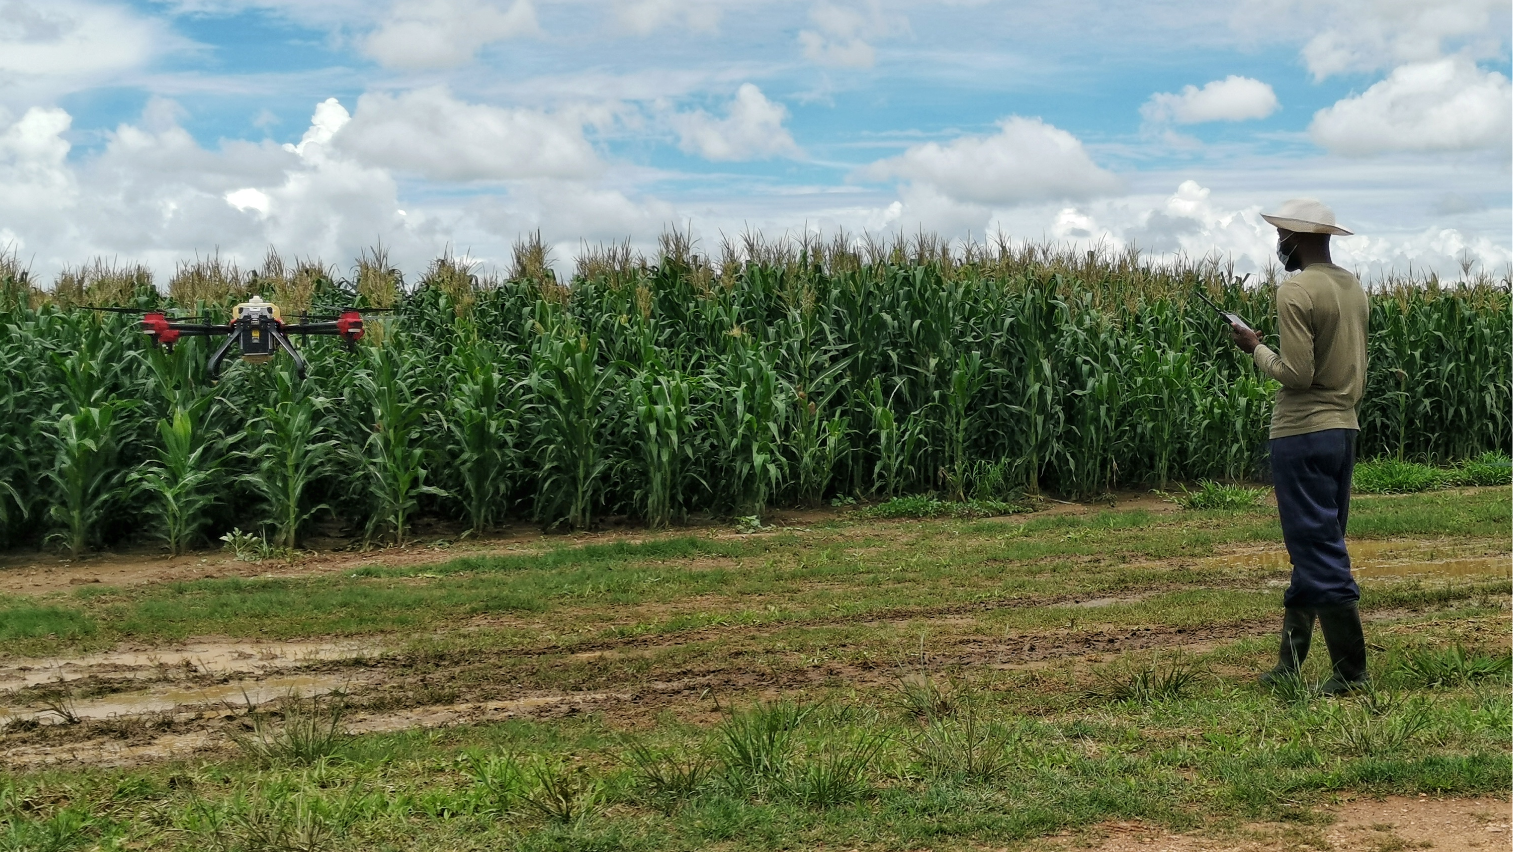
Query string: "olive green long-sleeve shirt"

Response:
xmin=1251 ymin=263 xmax=1369 ymax=439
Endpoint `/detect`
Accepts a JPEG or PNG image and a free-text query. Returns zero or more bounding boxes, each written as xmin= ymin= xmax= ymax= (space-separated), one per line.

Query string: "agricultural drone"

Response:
xmin=91 ymin=296 xmax=378 ymax=380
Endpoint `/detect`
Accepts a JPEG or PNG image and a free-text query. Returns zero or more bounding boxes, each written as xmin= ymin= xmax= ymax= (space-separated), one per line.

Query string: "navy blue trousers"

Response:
xmin=1270 ymin=428 xmax=1359 ymax=607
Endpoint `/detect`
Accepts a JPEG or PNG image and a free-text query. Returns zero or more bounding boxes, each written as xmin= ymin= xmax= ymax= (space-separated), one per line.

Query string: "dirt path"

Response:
xmin=0 ymin=494 xmax=1191 ymax=597
xmin=1065 ymin=795 xmax=1512 ymax=851
xmin=0 ymin=537 xmax=539 ymax=597
xmin=3 ymin=530 xmax=1507 ymax=769
xmin=5 ymin=488 xmax=1501 ymax=599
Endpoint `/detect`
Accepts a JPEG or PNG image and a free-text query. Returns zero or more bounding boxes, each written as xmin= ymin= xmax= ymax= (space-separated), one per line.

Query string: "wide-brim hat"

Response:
xmin=1261 ymin=198 xmax=1352 ymax=235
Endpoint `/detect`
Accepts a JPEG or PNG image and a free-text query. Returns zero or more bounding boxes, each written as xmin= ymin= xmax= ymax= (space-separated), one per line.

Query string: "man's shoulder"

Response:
xmin=1276 ymin=276 xmax=1315 ymax=307
xmin=1291 ymin=263 xmax=1360 ymax=287
xmin=1284 ymin=264 xmax=1362 ymax=300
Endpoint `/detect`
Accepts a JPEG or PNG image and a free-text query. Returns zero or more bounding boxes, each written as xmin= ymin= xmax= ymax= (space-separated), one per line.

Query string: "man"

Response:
xmin=1229 ymin=198 xmax=1370 ymax=695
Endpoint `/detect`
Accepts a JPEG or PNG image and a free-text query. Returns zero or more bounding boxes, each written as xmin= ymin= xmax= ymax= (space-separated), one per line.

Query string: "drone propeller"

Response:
xmin=81 ymin=306 xmax=206 ymax=320
xmin=80 ymin=306 xmax=141 ymax=313
xmin=298 ymin=308 xmax=396 ymax=322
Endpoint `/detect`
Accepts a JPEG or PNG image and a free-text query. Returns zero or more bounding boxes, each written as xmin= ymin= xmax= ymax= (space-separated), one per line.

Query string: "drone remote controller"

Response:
xmin=1195 ymin=290 xmax=1252 ymax=333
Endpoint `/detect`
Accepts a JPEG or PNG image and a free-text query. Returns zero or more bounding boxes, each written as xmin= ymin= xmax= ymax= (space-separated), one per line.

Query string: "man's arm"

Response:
xmin=1250 ymin=281 xmax=1315 ymax=390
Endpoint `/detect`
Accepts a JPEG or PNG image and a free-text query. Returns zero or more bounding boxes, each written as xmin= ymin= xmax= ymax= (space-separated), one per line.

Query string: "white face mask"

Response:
xmin=1276 ymin=237 xmax=1296 ymax=267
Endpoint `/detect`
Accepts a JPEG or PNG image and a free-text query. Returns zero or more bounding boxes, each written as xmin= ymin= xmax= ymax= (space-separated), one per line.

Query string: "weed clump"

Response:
xmin=715 ymin=702 xmax=810 ymax=796
xmin=192 ymin=786 xmax=366 ymax=852
xmin=1093 ymin=655 xmax=1201 ymax=704
xmin=620 ymin=740 xmax=713 ymax=814
xmin=861 ymin=495 xmax=1029 ymax=520
xmin=517 ymin=758 xmax=606 ymax=825
xmin=36 ymin=686 xmax=81 ymax=725
xmin=889 ymin=671 xmax=960 ymax=723
xmin=220 ymin=528 xmax=276 ymax=563
xmin=782 ymin=731 xmax=887 ymax=808
xmin=462 ymin=752 xmax=606 ymax=824
xmin=1452 ymin=451 xmax=1513 ymax=487
xmin=1353 ymin=458 xmax=1448 ymax=493
xmin=1318 ymin=691 xmax=1433 ymax=756
xmin=230 ymin=696 xmax=348 ymax=766
xmin=1170 ymin=480 xmax=1268 ymax=510
xmin=1390 ymin=644 xmax=1509 ymax=689
xmin=908 ymin=699 xmax=1016 ymax=784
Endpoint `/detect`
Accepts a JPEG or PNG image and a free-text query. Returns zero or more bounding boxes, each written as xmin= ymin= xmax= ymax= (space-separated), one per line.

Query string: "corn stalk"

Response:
xmin=241 ymin=369 xmax=336 ymax=551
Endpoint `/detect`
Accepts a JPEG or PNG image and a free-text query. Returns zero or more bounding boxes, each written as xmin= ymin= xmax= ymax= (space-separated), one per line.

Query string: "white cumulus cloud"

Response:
xmin=0 ymin=0 xmax=169 ymax=101
xmin=363 ymin=0 xmax=539 ymax=70
xmin=471 ymin=179 xmax=678 ymax=244
xmin=1141 ymin=76 xmax=1279 ymax=124
xmin=670 ymin=84 xmax=800 ymax=161
xmin=0 ymin=106 xmax=76 ymax=213
xmin=224 ymin=187 xmax=270 ymax=216
xmin=862 ymin=116 xmax=1122 ymax=207
xmin=1295 ymin=0 xmax=1506 ymax=80
xmin=0 ymin=95 xmax=690 ymax=283
xmin=284 ymin=97 xmax=351 ymax=158
xmin=0 ymin=99 xmax=432 ymax=281
xmin=1309 ymin=57 xmax=1512 ymax=155
xmin=334 ymin=87 xmax=603 ymax=181
xmin=798 ymin=1 xmax=906 ymax=68
xmin=1119 ymin=180 xmax=1274 ymax=261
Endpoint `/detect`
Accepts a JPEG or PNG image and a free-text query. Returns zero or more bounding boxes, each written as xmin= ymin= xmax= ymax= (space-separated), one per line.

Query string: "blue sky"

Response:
xmin=1 ymin=0 xmax=1509 ymax=283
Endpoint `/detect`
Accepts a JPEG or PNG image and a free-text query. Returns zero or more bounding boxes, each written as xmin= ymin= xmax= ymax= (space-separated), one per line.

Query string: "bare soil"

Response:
xmin=1060 ymin=795 xmax=1512 ymax=851
xmin=3 ymin=520 xmax=1508 ymax=770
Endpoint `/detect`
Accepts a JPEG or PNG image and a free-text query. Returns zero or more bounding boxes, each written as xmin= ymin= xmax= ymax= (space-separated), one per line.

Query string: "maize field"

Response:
xmin=0 ymin=234 xmax=1507 ymax=553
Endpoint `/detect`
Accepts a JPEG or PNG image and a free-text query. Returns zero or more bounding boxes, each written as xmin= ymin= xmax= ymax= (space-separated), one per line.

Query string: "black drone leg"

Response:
xmin=269 ymin=328 xmax=308 ymax=380
xmin=207 ymin=332 xmax=238 ymax=380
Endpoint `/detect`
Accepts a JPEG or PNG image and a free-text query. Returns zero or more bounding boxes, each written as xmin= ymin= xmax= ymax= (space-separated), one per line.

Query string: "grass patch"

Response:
xmin=1453 ymin=452 xmax=1513 ymax=487
xmin=1389 ymin=645 xmax=1510 ymax=689
xmin=859 ymin=495 xmax=1029 ymax=520
xmin=1354 ymin=458 xmax=1449 ymax=493
xmin=1171 ymin=481 xmax=1269 ymax=510
xmin=1346 ymin=488 xmax=1509 ymax=538
xmin=0 ymin=603 xmax=96 ymax=641
xmin=0 ymin=489 xmax=1499 ymax=654
xmin=1354 ymin=453 xmax=1512 ymax=494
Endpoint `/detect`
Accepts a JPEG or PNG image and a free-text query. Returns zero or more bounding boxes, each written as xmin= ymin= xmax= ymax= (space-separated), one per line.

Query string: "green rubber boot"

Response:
xmin=1260 ymin=607 xmax=1315 ymax=687
xmin=1317 ymin=602 xmax=1369 ymax=696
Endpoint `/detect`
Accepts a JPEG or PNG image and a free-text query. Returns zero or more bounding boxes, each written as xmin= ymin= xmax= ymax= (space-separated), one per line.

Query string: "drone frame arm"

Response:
xmin=281 ymin=321 xmax=339 ymax=334
xmin=284 ymin=311 xmax=363 ymax=344
xmin=268 ymin=325 xmax=309 ymax=380
xmin=206 ymin=331 xmax=239 ymax=380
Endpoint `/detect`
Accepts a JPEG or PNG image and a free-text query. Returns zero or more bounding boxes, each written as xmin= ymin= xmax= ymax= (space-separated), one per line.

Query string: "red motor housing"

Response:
xmin=336 ymin=310 xmax=364 ymax=342
xmin=142 ymin=312 xmax=179 ymax=346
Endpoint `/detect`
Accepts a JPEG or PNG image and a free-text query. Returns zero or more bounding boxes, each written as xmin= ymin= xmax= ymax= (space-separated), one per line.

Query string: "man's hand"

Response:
xmin=1231 ymin=323 xmax=1260 ymax=354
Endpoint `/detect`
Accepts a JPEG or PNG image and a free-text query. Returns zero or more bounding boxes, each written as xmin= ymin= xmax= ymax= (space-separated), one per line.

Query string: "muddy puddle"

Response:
xmin=345 ymin=691 xmax=627 ymax=735
xmin=1206 ymin=540 xmax=1509 ymax=580
xmin=1354 ymin=556 xmax=1509 ymax=578
xmin=4 ymin=730 xmax=220 ymax=769
xmin=0 ymin=640 xmax=383 ymax=693
xmin=1 ymin=640 xmax=385 ymax=725
xmin=2 ymin=672 xmax=369 ymax=724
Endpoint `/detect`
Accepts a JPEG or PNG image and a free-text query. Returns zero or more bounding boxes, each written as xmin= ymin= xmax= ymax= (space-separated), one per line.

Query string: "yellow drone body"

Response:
xmin=230 ymin=296 xmax=285 ymax=364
